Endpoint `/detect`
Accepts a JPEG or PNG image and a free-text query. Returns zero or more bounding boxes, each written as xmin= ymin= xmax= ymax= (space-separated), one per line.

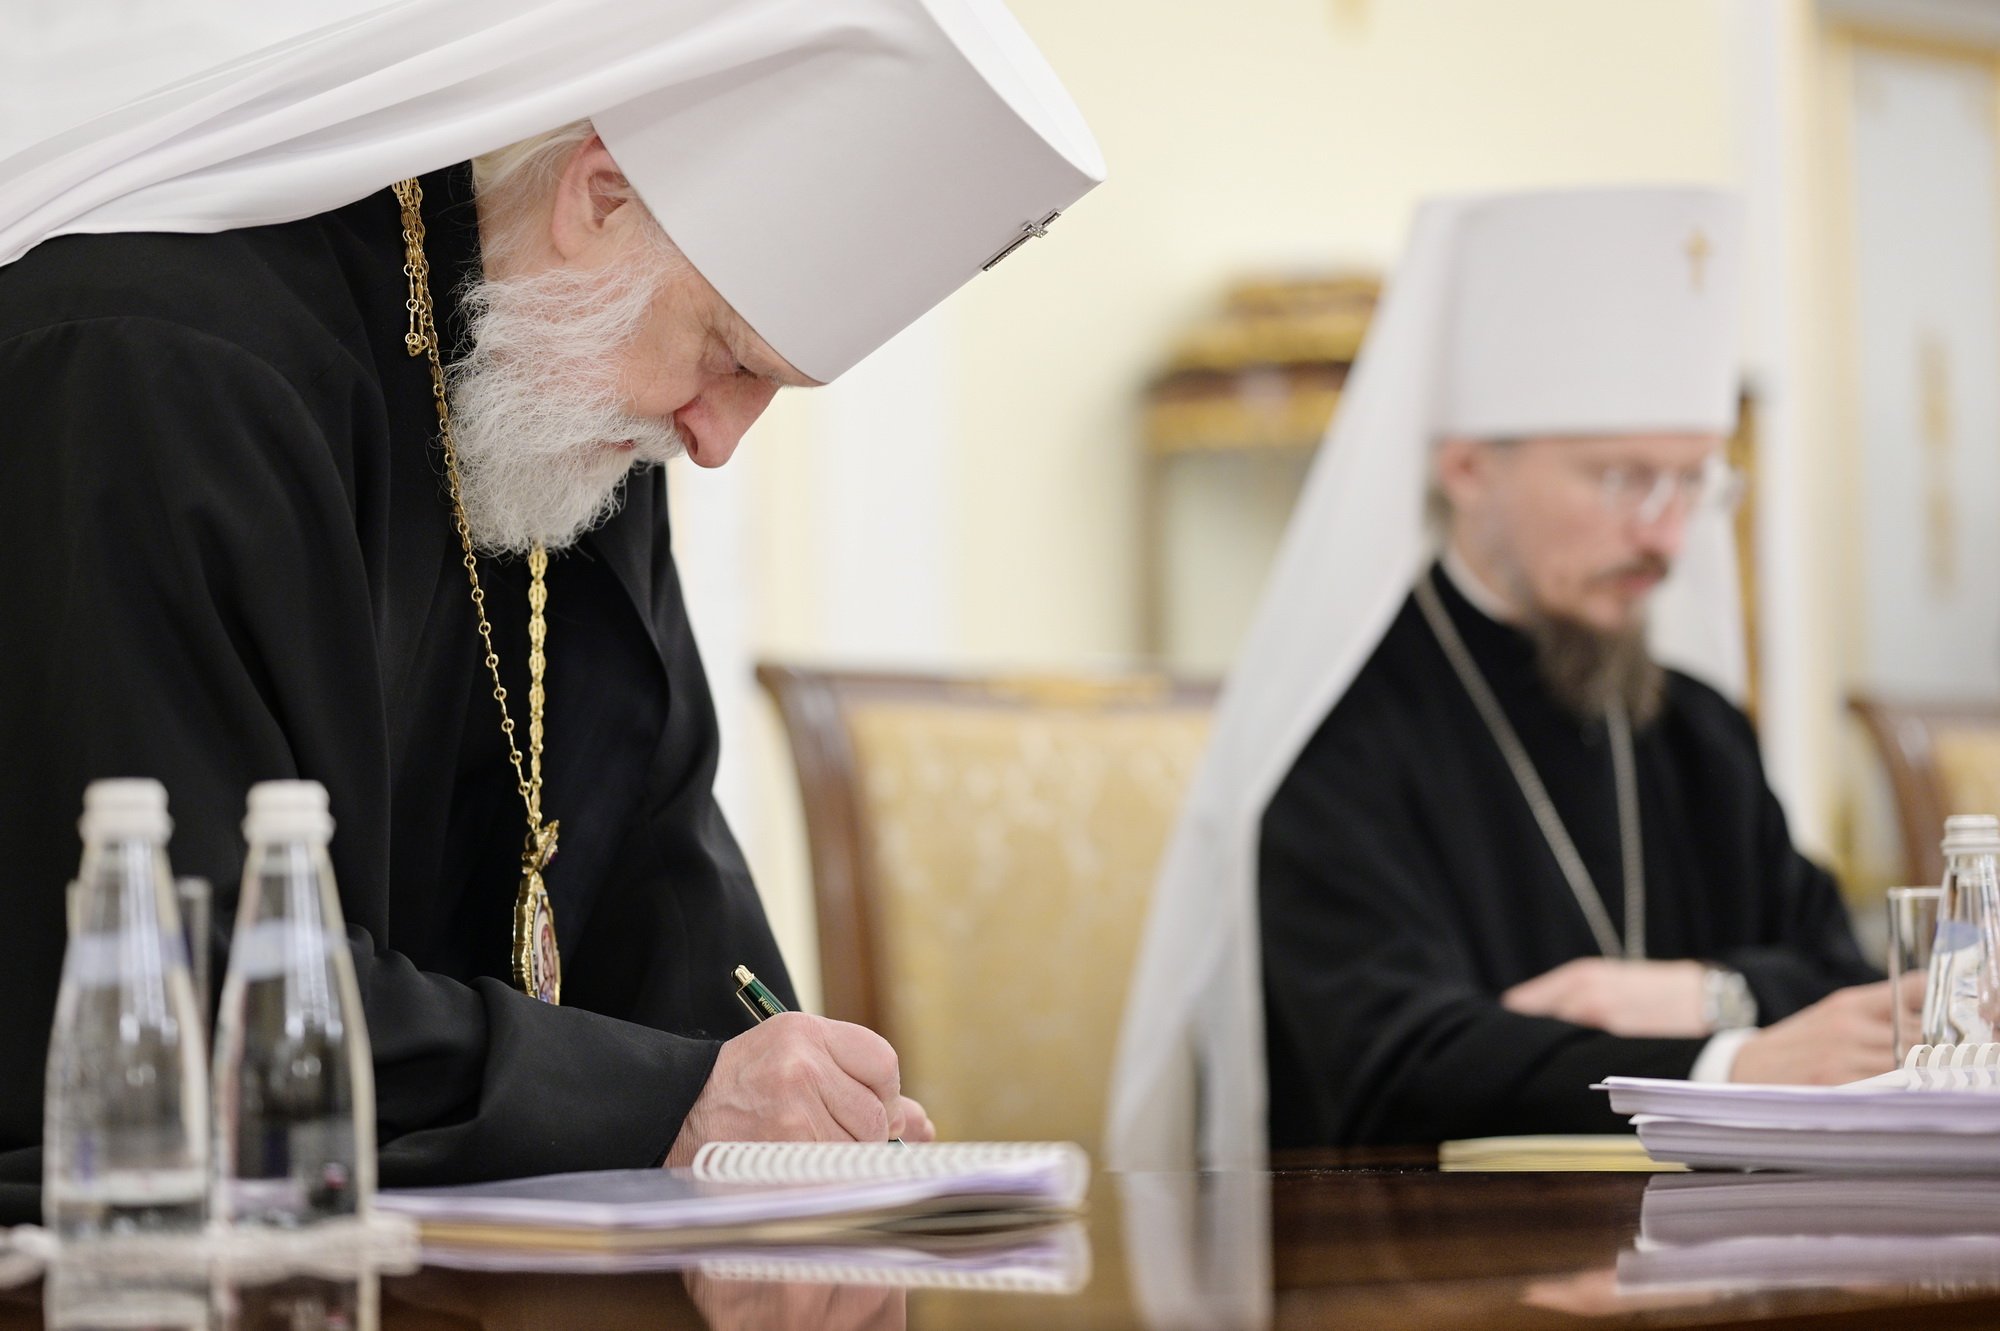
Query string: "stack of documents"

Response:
xmin=375 ymin=1141 xmax=1090 ymax=1269
xmin=1618 ymin=1173 xmax=2000 ymax=1291
xmin=1599 ymin=1069 xmax=2000 ymax=1172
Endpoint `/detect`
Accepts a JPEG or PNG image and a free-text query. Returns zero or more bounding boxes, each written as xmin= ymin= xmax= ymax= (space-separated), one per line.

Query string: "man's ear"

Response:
xmin=1434 ymin=435 xmax=1488 ymax=515
xmin=547 ymin=135 xmax=642 ymax=266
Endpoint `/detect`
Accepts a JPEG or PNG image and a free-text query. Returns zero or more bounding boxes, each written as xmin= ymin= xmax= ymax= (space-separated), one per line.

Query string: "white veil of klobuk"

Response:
xmin=1106 ymin=187 xmax=1748 ymax=1170
xmin=0 ymin=0 xmax=1104 ymax=383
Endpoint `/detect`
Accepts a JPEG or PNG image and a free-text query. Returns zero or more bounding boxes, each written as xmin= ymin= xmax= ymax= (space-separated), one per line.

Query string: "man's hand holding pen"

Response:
xmin=664 ymin=1013 xmax=937 ymax=1167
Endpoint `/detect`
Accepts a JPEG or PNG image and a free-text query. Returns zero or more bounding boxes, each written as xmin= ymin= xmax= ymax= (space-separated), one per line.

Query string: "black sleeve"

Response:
xmin=1259 ymin=709 xmax=1704 ymax=1148
xmin=1715 ymin=735 xmax=1881 ymax=1018
xmin=0 ymin=320 xmax=718 ymax=1190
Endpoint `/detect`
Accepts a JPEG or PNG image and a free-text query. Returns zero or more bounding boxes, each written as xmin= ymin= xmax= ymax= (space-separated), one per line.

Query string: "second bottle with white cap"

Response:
xmin=211 ymin=780 xmax=375 ymax=1226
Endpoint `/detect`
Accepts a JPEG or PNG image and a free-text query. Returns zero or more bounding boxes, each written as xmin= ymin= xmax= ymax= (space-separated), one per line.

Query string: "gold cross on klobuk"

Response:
xmin=1685 ymin=228 xmax=1711 ymax=292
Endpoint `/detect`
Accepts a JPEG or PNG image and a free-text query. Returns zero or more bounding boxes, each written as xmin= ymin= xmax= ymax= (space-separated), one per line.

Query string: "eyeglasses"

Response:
xmin=1589 ymin=458 xmax=1745 ymax=525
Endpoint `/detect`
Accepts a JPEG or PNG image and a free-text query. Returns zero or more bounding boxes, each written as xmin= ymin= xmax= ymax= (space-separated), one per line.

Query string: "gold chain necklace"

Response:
xmin=1413 ymin=575 xmax=1645 ymax=960
xmin=393 ymin=177 xmax=562 ymax=1004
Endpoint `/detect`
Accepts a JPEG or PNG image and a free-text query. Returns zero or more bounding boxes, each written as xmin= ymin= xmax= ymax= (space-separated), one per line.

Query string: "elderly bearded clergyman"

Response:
xmin=0 ymin=0 xmax=1102 ymax=1211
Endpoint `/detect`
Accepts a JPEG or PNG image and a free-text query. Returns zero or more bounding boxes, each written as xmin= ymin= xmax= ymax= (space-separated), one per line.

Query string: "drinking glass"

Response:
xmin=1889 ymin=885 xmax=1943 ymax=1064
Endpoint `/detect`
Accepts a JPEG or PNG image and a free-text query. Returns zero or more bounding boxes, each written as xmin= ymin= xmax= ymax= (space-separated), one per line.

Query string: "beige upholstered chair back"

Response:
xmin=1851 ymin=695 xmax=2000 ymax=885
xmin=757 ymin=666 xmax=1215 ymax=1155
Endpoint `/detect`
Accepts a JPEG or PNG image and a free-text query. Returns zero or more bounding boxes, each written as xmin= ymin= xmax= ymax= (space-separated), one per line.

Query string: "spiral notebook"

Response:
xmin=1598 ymin=1042 xmax=2000 ymax=1173
xmin=376 ymin=1141 xmax=1091 ymax=1261
xmin=420 ymin=1220 xmax=1092 ymax=1290
xmin=689 ymin=1221 xmax=1090 ymax=1293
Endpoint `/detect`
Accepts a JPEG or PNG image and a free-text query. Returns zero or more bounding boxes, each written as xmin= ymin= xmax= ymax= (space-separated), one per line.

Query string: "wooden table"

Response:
xmin=17 ymin=1160 xmax=2000 ymax=1329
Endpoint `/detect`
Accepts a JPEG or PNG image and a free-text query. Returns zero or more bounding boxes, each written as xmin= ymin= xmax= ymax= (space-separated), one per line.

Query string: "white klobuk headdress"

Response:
xmin=1106 ymin=187 xmax=1748 ymax=1170
xmin=0 ymin=0 xmax=1104 ymax=383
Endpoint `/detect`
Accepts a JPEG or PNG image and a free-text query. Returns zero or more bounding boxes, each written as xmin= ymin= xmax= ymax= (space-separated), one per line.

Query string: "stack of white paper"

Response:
xmin=1599 ymin=1075 xmax=2000 ymax=1172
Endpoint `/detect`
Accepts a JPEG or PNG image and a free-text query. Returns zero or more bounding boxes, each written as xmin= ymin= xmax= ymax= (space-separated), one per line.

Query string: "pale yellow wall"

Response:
xmin=709 ymin=0 xmax=1750 ymax=1005
xmin=947 ymin=0 xmax=1740 ymax=662
xmin=748 ymin=0 xmax=1744 ymax=662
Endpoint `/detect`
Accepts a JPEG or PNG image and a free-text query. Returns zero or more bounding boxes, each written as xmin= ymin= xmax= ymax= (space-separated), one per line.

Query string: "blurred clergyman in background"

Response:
xmin=1111 ymin=188 xmax=1889 ymax=1166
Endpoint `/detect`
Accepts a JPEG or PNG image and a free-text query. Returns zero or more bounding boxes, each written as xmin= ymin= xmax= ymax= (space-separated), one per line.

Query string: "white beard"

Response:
xmin=444 ymin=255 xmax=683 ymax=555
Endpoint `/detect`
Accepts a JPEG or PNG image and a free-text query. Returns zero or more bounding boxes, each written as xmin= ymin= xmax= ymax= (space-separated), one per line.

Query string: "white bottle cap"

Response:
xmin=77 ymin=778 xmax=172 ymax=844
xmin=1942 ymin=813 xmax=2000 ymax=855
xmin=243 ymin=780 xmax=334 ymax=845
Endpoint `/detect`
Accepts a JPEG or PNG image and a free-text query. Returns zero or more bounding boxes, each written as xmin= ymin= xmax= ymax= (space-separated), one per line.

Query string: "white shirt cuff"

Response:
xmin=1689 ymin=1026 xmax=1757 ymax=1082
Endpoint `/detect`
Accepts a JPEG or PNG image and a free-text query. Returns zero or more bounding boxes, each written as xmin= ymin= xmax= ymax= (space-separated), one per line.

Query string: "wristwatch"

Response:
xmin=1700 ymin=965 xmax=1758 ymax=1032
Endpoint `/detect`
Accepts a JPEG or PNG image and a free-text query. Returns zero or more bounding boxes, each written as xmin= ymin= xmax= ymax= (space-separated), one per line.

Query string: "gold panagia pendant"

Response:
xmin=512 ymin=821 xmax=561 ymax=1004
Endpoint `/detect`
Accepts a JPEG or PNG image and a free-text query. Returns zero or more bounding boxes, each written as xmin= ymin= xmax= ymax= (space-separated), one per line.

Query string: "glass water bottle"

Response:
xmin=211 ymin=781 xmax=375 ymax=1226
xmin=1921 ymin=814 xmax=2000 ymax=1046
xmin=44 ymin=778 xmax=209 ymax=1238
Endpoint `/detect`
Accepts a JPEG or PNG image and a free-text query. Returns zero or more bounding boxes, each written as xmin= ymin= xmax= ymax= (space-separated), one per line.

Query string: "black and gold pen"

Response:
xmin=733 ymin=964 xmax=904 ymax=1146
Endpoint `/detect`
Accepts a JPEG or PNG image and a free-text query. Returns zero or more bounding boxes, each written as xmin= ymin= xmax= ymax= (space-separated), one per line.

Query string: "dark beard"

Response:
xmin=1521 ymin=611 xmax=1664 ymax=727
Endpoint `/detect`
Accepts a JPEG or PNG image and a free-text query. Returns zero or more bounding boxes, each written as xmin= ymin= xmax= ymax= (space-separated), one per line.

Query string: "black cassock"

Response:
xmin=0 ymin=165 xmax=794 ymax=1218
xmin=1260 ymin=563 xmax=1877 ymax=1147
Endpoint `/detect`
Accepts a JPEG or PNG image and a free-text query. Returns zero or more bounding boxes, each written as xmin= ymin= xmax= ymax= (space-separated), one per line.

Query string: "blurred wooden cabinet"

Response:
xmin=1138 ymin=275 xmax=1377 ymax=669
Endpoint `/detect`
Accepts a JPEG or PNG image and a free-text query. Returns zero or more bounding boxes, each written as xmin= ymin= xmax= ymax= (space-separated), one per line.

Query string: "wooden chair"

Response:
xmin=756 ymin=665 xmax=1216 ymax=1155
xmin=1850 ymin=694 xmax=2000 ymax=885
